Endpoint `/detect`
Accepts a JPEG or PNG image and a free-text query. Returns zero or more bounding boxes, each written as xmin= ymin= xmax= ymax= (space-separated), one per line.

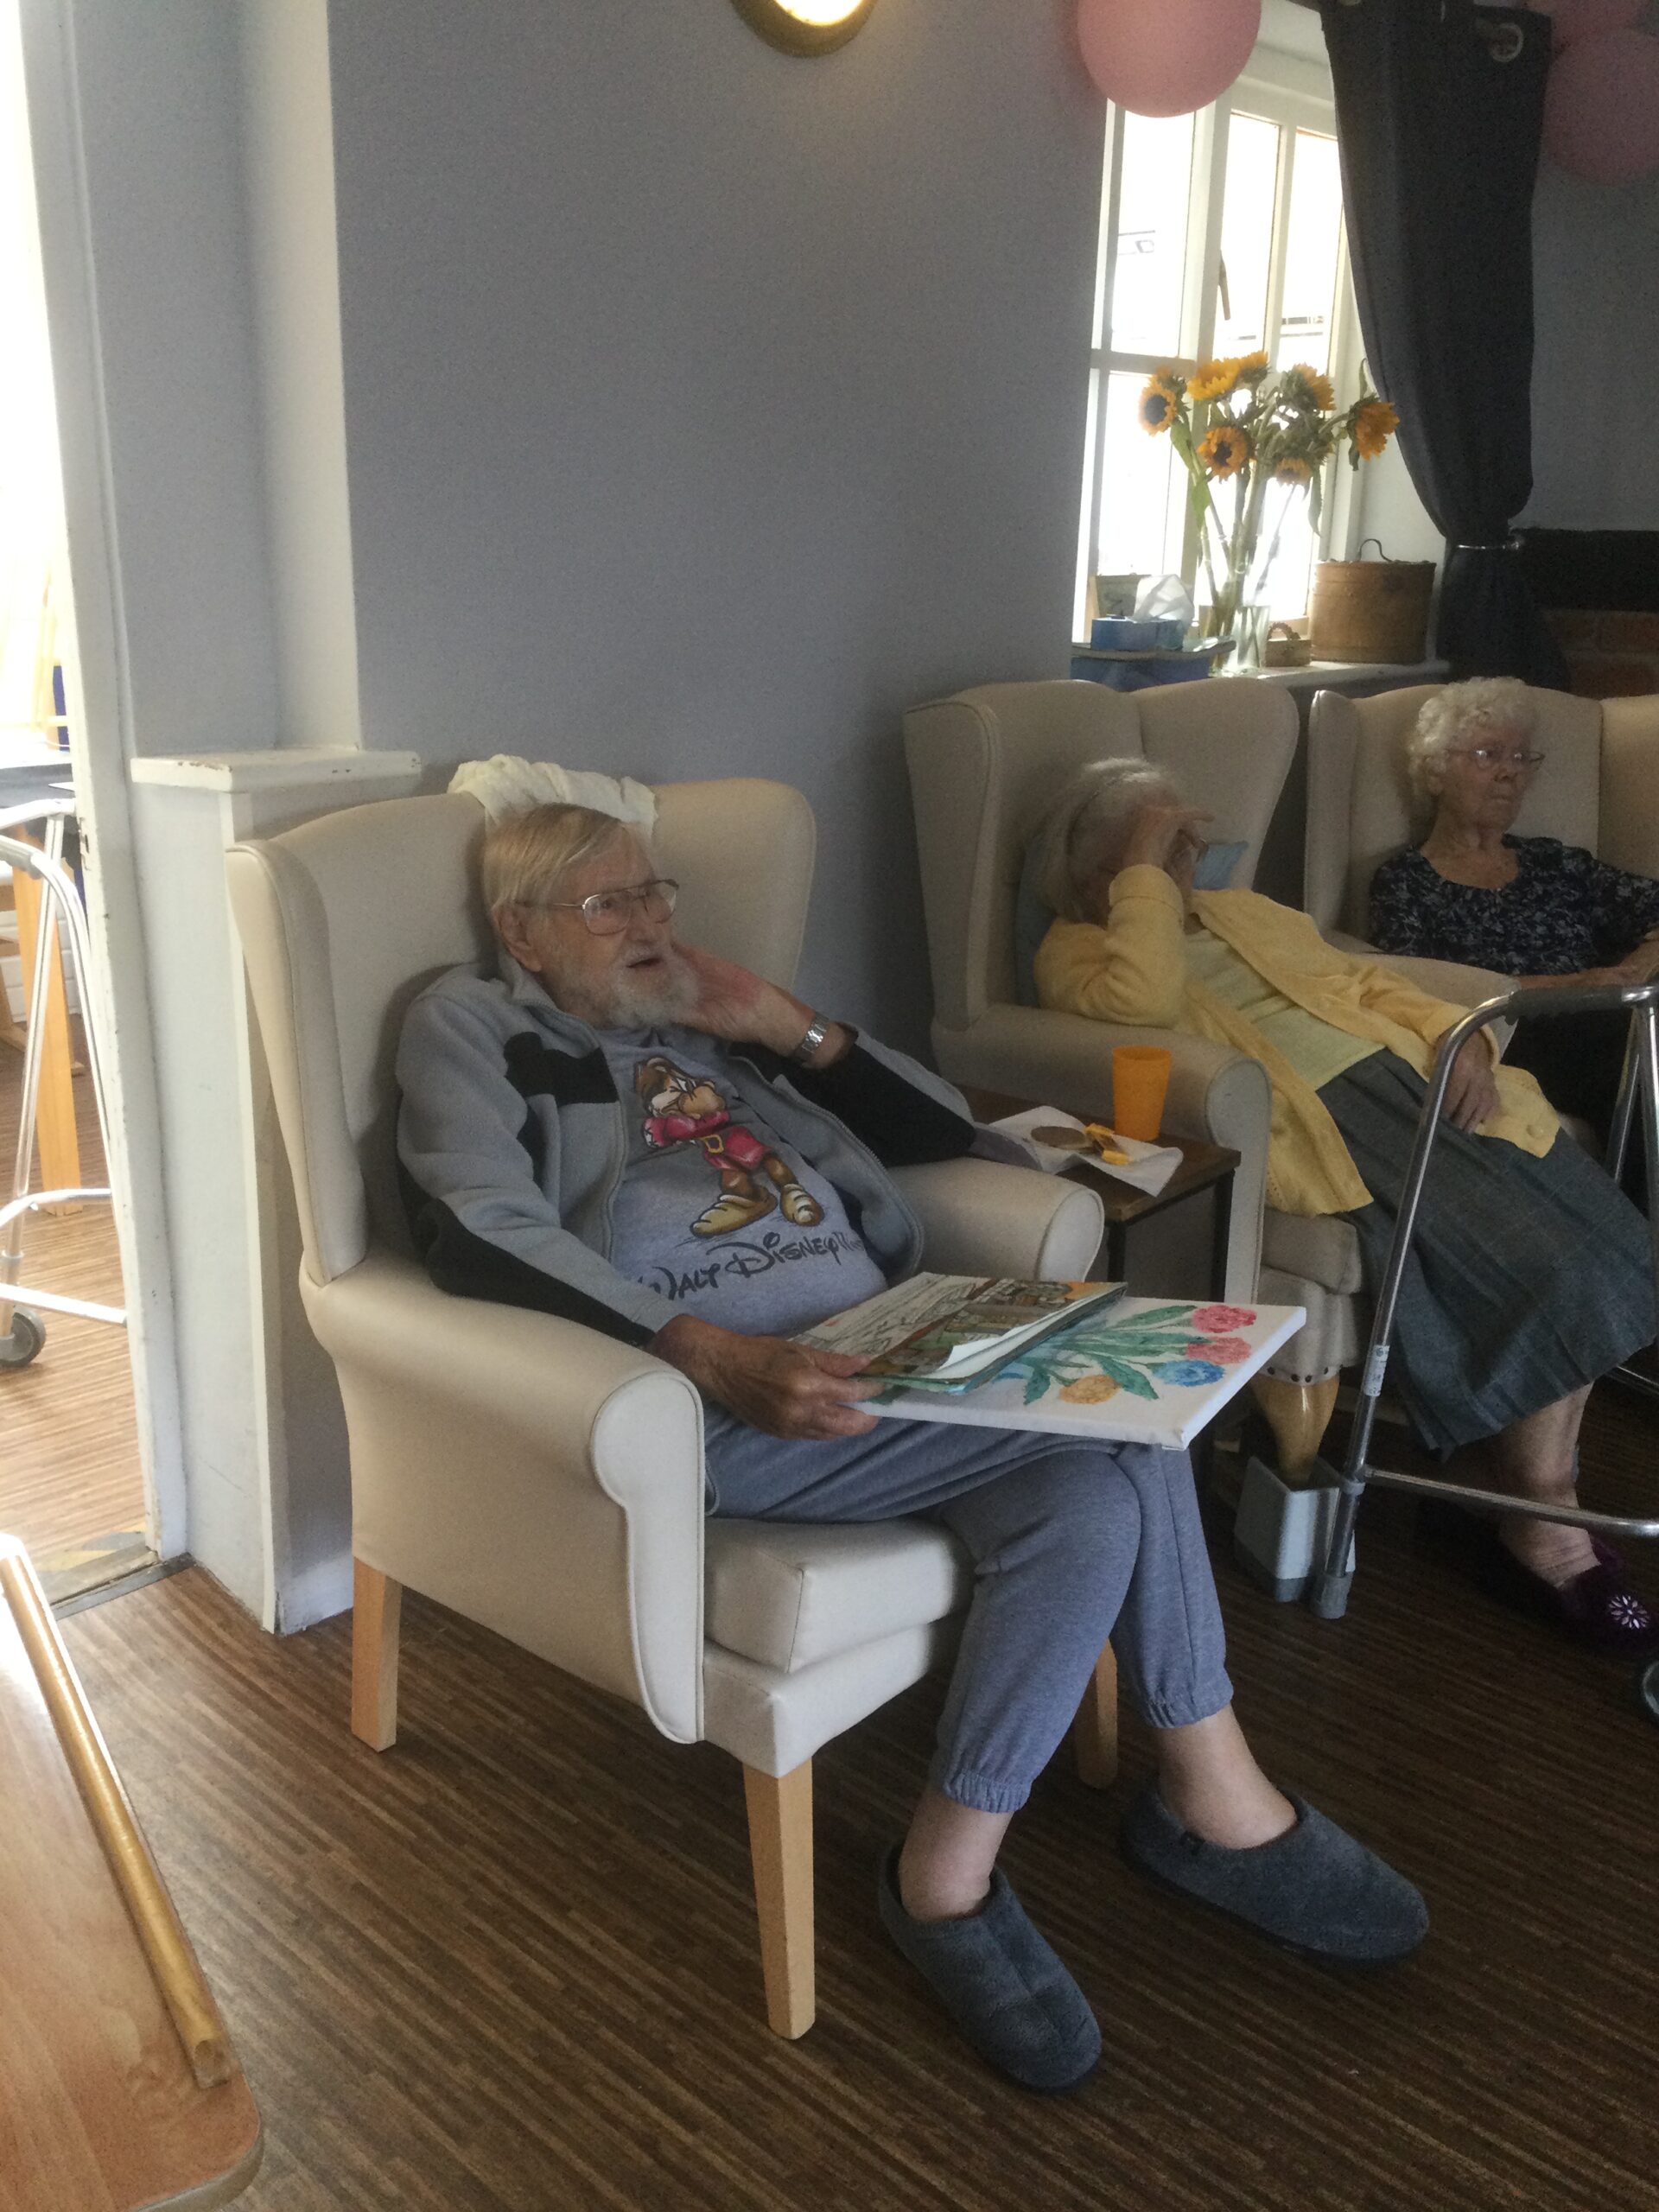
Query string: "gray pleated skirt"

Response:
xmin=1323 ymin=1052 xmax=1656 ymax=1457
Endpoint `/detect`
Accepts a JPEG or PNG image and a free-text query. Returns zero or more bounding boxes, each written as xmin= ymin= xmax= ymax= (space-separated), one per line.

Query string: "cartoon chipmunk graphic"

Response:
xmin=634 ymin=1055 xmax=826 ymax=1238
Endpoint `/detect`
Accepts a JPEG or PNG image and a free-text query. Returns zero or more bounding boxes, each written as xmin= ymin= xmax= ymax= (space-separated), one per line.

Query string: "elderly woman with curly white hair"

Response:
xmin=1030 ymin=756 xmax=1656 ymax=1660
xmin=1369 ymin=677 xmax=1659 ymax=1147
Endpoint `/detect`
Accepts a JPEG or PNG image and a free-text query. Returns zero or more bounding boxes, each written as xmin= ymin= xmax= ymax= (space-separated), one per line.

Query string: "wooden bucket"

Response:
xmin=1310 ymin=559 xmax=1434 ymax=665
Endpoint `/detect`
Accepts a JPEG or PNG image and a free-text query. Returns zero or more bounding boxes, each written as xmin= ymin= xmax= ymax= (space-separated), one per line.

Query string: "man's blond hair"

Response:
xmin=480 ymin=803 xmax=645 ymax=921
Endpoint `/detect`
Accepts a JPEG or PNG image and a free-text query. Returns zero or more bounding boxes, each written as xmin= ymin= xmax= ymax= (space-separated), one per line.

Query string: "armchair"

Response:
xmin=226 ymin=779 xmax=1105 ymax=2042
xmin=903 ymin=678 xmax=1299 ymax=1305
xmin=1306 ymin=681 xmax=1659 ymax=959
xmin=1269 ymin=683 xmax=1659 ymax=1473
xmin=904 ymin=678 xmax=1353 ymax=1473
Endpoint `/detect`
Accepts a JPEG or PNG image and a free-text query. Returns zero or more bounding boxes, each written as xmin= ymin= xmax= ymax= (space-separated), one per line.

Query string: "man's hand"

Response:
xmin=1120 ymin=804 xmax=1213 ymax=877
xmin=675 ymin=944 xmax=849 ymax=1065
xmin=652 ymin=1314 xmax=879 ymax=1440
xmin=1435 ymin=1030 xmax=1501 ymax=1133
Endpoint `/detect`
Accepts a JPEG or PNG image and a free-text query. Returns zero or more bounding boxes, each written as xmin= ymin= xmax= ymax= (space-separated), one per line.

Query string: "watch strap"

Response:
xmin=791 ymin=1015 xmax=830 ymax=1065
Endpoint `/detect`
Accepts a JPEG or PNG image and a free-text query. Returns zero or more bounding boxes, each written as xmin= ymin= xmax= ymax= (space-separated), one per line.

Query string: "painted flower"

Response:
xmin=1149 ymin=1358 xmax=1224 ymax=1386
xmin=1198 ymin=423 xmax=1251 ymax=479
xmin=1287 ymin=364 xmax=1337 ymax=413
xmin=1190 ymin=1304 xmax=1256 ymax=1332
xmin=1061 ymin=1373 xmax=1121 ymax=1405
xmin=1185 ymin=1335 xmax=1250 ymax=1365
xmin=1352 ymin=398 xmax=1398 ymax=460
xmin=1274 ymin=456 xmax=1313 ymax=486
xmin=1186 ymin=355 xmax=1243 ymax=404
xmin=1234 ymin=349 xmax=1272 ymax=384
xmin=1139 ymin=374 xmax=1181 ymax=435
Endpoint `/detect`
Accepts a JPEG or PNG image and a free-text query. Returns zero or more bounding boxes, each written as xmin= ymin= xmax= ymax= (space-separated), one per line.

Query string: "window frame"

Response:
xmin=1074 ymin=51 xmax=1367 ymax=641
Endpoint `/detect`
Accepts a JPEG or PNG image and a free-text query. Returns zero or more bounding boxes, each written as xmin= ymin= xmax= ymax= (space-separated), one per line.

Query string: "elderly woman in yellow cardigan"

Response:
xmin=1032 ymin=758 xmax=1656 ymax=1658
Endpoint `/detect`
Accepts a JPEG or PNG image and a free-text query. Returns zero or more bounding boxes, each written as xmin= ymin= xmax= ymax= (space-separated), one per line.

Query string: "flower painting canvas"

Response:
xmin=869 ymin=1298 xmax=1306 ymax=1449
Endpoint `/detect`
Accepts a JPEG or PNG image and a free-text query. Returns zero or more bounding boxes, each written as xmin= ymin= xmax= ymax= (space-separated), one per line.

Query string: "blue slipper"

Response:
xmin=1118 ymin=1785 xmax=1428 ymax=1967
xmin=877 ymin=1849 xmax=1102 ymax=2094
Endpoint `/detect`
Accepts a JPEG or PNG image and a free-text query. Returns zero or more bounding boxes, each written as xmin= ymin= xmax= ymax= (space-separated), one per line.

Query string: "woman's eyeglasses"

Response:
xmin=533 ymin=878 xmax=680 ymax=935
xmin=1454 ymin=745 xmax=1546 ymax=772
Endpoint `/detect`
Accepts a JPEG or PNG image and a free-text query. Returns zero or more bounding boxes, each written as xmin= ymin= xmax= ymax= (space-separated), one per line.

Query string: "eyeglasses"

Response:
xmin=532 ymin=877 xmax=680 ymax=935
xmin=1453 ymin=745 xmax=1546 ymax=772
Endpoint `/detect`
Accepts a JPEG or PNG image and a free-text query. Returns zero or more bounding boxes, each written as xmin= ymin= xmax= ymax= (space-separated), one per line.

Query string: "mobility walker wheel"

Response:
xmin=0 ymin=1307 xmax=45 ymax=1370
xmin=1638 ymin=1655 xmax=1659 ymax=1727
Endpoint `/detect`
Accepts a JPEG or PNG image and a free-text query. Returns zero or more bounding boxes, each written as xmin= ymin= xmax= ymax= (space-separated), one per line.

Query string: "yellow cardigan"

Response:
xmin=1034 ymin=865 xmax=1557 ymax=1218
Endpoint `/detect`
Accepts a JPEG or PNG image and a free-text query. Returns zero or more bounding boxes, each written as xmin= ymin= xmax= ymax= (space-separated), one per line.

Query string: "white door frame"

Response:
xmin=16 ymin=0 xmax=187 ymax=1555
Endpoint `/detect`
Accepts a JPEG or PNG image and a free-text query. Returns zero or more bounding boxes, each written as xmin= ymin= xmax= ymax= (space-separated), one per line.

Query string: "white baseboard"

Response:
xmin=275 ymin=1549 xmax=354 ymax=1633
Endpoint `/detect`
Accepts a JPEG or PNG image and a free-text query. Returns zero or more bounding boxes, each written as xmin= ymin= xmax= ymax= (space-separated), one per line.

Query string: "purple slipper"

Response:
xmin=1422 ymin=1503 xmax=1659 ymax=1656
xmin=1482 ymin=1541 xmax=1659 ymax=1657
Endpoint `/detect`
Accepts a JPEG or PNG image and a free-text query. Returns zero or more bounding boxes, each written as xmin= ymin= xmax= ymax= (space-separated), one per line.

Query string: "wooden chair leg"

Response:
xmin=1072 ymin=1637 xmax=1119 ymax=1789
xmin=1249 ymin=1372 xmax=1340 ymax=1488
xmin=11 ymin=856 xmax=81 ymax=1215
xmin=741 ymin=1759 xmax=815 ymax=2039
xmin=0 ymin=909 xmax=23 ymax=1048
xmin=350 ymin=1560 xmax=401 ymax=1751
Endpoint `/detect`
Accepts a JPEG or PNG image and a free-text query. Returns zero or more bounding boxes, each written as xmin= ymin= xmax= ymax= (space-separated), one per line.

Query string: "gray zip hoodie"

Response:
xmin=395 ymin=951 xmax=979 ymax=1348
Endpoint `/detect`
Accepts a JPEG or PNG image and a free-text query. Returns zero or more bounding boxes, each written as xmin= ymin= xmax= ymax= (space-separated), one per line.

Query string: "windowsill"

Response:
xmin=1248 ymin=658 xmax=1449 ymax=687
xmin=1065 ymin=652 xmax=1449 ymax=689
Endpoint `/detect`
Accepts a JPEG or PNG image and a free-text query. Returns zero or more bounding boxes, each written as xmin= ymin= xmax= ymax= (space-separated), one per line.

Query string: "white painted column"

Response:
xmin=238 ymin=0 xmax=362 ymax=751
xmin=127 ymin=748 xmax=420 ymax=1629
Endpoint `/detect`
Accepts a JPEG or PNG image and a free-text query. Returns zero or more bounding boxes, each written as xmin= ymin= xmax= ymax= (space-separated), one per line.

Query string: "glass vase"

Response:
xmin=1200 ymin=474 xmax=1300 ymax=676
xmin=1224 ymin=602 xmax=1272 ymax=677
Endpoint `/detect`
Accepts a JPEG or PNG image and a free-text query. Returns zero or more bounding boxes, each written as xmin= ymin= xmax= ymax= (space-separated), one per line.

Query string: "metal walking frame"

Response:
xmin=0 ymin=795 xmax=125 ymax=1368
xmin=1308 ymin=978 xmax=1659 ymax=1719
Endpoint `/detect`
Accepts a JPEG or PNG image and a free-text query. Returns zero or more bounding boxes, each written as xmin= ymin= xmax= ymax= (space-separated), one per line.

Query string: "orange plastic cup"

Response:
xmin=1111 ymin=1046 xmax=1173 ymax=1141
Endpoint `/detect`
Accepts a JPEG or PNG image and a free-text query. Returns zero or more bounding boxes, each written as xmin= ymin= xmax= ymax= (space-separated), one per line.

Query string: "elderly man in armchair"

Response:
xmin=394 ymin=800 xmax=1426 ymax=2094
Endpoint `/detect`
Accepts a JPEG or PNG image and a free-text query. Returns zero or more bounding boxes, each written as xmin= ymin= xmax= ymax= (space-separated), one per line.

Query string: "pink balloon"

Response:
xmin=1077 ymin=0 xmax=1262 ymax=119
xmin=1545 ymin=29 xmax=1659 ymax=185
xmin=1534 ymin=0 xmax=1645 ymax=49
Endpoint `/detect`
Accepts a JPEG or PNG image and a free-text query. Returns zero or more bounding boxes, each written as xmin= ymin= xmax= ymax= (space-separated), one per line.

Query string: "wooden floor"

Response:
xmin=0 ymin=1035 xmax=147 ymax=1565
xmin=60 ymin=1414 xmax=1659 ymax=2212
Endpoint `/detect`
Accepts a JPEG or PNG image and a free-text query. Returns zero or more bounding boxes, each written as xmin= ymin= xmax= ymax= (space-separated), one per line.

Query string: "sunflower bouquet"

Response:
xmin=1139 ymin=351 xmax=1398 ymax=656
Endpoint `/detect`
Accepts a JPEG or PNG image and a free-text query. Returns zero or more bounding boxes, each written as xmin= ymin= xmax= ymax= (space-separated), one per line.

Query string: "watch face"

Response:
xmin=730 ymin=0 xmax=878 ymax=57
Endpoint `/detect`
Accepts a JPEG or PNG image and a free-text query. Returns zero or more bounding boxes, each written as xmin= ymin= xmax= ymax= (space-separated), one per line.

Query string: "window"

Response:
xmin=1075 ymin=59 xmax=1364 ymax=639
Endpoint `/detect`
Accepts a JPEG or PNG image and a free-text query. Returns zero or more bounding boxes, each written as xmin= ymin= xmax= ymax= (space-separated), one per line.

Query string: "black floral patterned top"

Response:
xmin=1369 ymin=836 xmax=1659 ymax=976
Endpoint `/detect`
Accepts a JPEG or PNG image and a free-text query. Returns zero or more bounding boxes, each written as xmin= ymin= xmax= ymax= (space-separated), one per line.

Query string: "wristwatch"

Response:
xmin=791 ymin=1014 xmax=830 ymax=1065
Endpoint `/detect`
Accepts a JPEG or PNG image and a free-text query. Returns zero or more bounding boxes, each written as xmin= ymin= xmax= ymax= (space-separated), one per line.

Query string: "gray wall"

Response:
xmin=1528 ymin=163 xmax=1659 ymax=531
xmin=328 ymin=0 xmax=1103 ymax=1049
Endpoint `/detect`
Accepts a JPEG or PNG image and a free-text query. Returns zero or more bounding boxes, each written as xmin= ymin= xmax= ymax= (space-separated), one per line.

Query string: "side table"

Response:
xmin=963 ymin=1088 xmax=1241 ymax=1300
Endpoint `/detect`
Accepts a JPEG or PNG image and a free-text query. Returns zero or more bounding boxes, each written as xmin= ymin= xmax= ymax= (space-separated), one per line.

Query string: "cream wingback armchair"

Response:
xmin=904 ymin=679 xmax=1299 ymax=1306
xmin=1307 ymin=682 xmax=1659 ymax=953
xmin=1250 ymin=681 xmax=1659 ymax=1476
xmin=226 ymin=778 xmax=1104 ymax=2044
xmin=905 ymin=678 xmax=1338 ymax=1471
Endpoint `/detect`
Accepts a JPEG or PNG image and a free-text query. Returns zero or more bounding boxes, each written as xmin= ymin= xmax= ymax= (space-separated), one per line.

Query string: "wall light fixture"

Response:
xmin=729 ymin=0 xmax=878 ymax=58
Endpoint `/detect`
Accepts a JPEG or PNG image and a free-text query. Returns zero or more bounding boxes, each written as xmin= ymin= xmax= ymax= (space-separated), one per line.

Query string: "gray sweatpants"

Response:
xmin=706 ymin=1414 xmax=1233 ymax=1815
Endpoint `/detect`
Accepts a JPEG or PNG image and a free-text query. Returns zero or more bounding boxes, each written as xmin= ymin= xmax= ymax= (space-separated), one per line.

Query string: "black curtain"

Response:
xmin=1319 ymin=0 xmax=1569 ymax=688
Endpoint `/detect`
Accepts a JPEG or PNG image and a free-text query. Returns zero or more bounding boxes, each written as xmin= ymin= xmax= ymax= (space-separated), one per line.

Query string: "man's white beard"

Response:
xmin=556 ymin=947 xmax=699 ymax=1032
